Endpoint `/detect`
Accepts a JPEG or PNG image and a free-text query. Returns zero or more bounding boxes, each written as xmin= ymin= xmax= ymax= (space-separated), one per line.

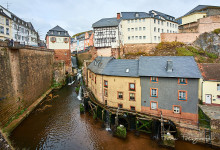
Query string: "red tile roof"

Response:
xmin=198 ymin=63 xmax=220 ymax=81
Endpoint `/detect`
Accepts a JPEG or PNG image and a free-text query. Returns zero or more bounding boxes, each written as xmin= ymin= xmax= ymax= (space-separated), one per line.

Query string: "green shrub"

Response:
xmin=116 ymin=125 xmax=126 ymax=138
xmin=176 ymin=47 xmax=194 ymax=56
xmin=213 ymin=28 xmax=220 ymax=34
xmin=75 ymin=87 xmax=80 ymax=93
xmin=156 ymin=41 xmax=184 ymax=50
xmin=198 ymin=56 xmax=206 ymax=63
xmin=206 ymin=52 xmax=218 ymax=59
xmin=187 ymin=46 xmax=199 ymax=54
xmin=80 ymin=103 xmax=84 ymax=113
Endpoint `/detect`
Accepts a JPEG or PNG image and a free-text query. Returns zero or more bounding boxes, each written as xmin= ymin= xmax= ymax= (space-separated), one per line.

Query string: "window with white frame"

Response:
xmin=135 ymin=36 xmax=138 ymax=40
xmin=162 ymin=29 xmax=164 ymax=33
xmin=158 ymin=20 xmax=160 ymax=24
xmin=128 ymin=36 xmax=130 ymax=40
xmin=217 ymin=84 xmax=220 ymax=91
xmin=6 ymin=28 xmax=9 ymax=35
xmin=143 ymin=19 xmax=145 ymax=22
xmin=127 ymin=20 xmax=130 ymax=23
xmin=154 ymin=19 xmax=156 ymax=23
xmin=132 ymin=36 xmax=134 ymax=40
xmin=179 ymin=91 xmax=186 ymax=100
xmin=158 ymin=36 xmax=160 ymax=41
xmin=131 ymin=28 xmax=134 ymax=31
xmin=143 ymin=27 xmax=146 ymax=30
xmin=154 ymin=36 xmax=156 ymax=41
xmin=158 ymin=28 xmax=160 ymax=32
xmin=131 ymin=20 xmax=134 ymax=23
xmin=151 ymin=102 xmax=157 ymax=110
xmin=128 ymin=28 xmax=130 ymax=31
xmin=139 ymin=27 xmax=142 ymax=31
xmin=6 ymin=18 xmax=9 ymax=26
xmin=0 ymin=26 xmax=4 ymax=34
xmin=139 ymin=36 xmax=142 ymax=39
xmin=129 ymin=93 xmax=135 ymax=101
xmin=143 ymin=36 xmax=146 ymax=39
xmin=154 ymin=27 xmax=156 ymax=32
xmin=135 ymin=27 xmax=138 ymax=31
xmin=173 ymin=106 xmax=180 ymax=113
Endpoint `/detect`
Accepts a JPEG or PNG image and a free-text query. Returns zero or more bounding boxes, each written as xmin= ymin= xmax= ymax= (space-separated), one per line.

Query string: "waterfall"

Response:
xmin=77 ymin=86 xmax=82 ymax=100
xmin=105 ymin=111 xmax=111 ymax=131
xmin=68 ymin=76 xmax=75 ymax=85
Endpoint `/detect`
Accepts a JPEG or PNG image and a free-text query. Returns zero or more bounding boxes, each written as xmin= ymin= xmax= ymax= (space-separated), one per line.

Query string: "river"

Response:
xmin=9 ymin=85 xmax=215 ymax=150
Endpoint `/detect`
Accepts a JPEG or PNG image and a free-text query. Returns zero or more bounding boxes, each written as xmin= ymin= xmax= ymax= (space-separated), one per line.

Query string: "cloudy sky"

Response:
xmin=1 ymin=0 xmax=219 ymax=40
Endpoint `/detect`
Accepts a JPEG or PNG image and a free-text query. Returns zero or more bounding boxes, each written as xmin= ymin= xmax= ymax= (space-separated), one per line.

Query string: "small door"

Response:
xmin=205 ymin=94 xmax=212 ymax=104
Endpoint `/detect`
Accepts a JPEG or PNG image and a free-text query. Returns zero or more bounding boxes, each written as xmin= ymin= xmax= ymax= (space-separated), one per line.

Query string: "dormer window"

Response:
xmin=58 ymin=32 xmax=61 ymax=35
xmin=51 ymin=31 xmax=53 ymax=34
xmin=126 ymin=68 xmax=129 ymax=73
xmin=65 ymin=32 xmax=67 ymax=35
xmin=178 ymin=78 xmax=187 ymax=85
xmin=135 ymin=13 xmax=139 ymax=17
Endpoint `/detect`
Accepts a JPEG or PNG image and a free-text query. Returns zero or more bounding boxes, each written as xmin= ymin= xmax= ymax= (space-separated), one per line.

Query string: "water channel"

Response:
xmin=9 ymin=84 xmax=215 ymax=150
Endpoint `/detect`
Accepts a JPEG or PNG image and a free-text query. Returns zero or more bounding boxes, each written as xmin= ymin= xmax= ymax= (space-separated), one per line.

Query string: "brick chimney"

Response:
xmin=117 ymin=13 xmax=120 ymax=20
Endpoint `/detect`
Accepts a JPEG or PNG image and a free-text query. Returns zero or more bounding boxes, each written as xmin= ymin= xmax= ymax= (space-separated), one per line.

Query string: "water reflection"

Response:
xmin=9 ymin=85 xmax=215 ymax=150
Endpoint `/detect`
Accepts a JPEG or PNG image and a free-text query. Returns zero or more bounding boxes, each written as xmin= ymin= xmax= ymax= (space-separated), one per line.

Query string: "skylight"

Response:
xmin=126 ymin=68 xmax=129 ymax=73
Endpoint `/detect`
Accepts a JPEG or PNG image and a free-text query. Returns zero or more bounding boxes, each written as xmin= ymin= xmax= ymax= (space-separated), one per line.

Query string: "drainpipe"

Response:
xmin=102 ymin=74 xmax=104 ymax=103
xmin=150 ymin=18 xmax=152 ymax=43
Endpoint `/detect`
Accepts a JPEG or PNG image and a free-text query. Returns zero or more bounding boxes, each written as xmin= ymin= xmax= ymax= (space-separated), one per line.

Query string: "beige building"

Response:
xmin=198 ymin=63 xmax=220 ymax=106
xmin=87 ymin=57 xmax=141 ymax=112
xmin=119 ymin=10 xmax=178 ymax=44
xmin=0 ymin=8 xmax=12 ymax=41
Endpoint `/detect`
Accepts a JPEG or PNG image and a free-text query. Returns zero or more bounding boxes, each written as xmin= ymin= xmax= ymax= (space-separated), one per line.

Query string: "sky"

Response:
xmin=1 ymin=0 xmax=219 ymax=40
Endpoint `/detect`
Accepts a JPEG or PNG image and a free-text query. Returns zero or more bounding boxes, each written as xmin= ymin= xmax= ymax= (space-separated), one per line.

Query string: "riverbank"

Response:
xmin=0 ymin=130 xmax=13 ymax=150
xmin=2 ymin=88 xmax=53 ymax=136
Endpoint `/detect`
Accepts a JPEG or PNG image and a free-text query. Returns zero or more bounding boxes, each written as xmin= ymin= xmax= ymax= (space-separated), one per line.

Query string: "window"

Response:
xmin=127 ymin=20 xmax=130 ymax=23
xmin=129 ymin=83 xmax=135 ymax=91
xmin=173 ymin=106 xmax=181 ymax=114
xmin=158 ymin=36 xmax=160 ymax=41
xmin=158 ymin=28 xmax=160 ymax=32
xmin=154 ymin=36 xmax=156 ymax=41
xmin=216 ymin=84 xmax=220 ymax=91
xmin=131 ymin=20 xmax=134 ymax=23
xmin=129 ymin=93 xmax=135 ymax=101
xmin=154 ymin=27 xmax=156 ymax=32
xmin=135 ymin=19 xmax=137 ymax=22
xmin=58 ymin=31 xmax=61 ymax=35
xmin=136 ymin=13 xmax=139 ymax=17
xmin=143 ymin=27 xmax=146 ymax=30
xmin=143 ymin=36 xmax=146 ymax=39
xmin=128 ymin=28 xmax=130 ymax=31
xmin=118 ymin=104 xmax=123 ymax=109
xmin=135 ymin=27 xmax=138 ymax=31
xmin=104 ymin=80 xmax=108 ymax=88
xmin=0 ymin=26 xmax=4 ymax=34
xmin=131 ymin=28 xmax=134 ymax=31
xmin=143 ymin=19 xmax=145 ymax=22
xmin=162 ymin=29 xmax=164 ymax=33
xmin=104 ymin=89 xmax=108 ymax=97
xmin=151 ymin=88 xmax=158 ymax=97
xmin=6 ymin=28 xmax=9 ymax=35
xmin=151 ymin=101 xmax=157 ymax=110
xmin=6 ymin=19 xmax=9 ymax=26
xmin=50 ymin=37 xmax=56 ymax=42
xmin=167 ymin=30 xmax=169 ymax=33
xmin=64 ymin=38 xmax=69 ymax=43
xmin=118 ymin=92 xmax=123 ymax=99
xmin=132 ymin=36 xmax=134 ymax=40
xmin=135 ymin=36 xmax=138 ymax=40
xmin=130 ymin=106 xmax=135 ymax=111
xmin=105 ymin=100 xmax=107 ymax=105
xmin=178 ymin=78 xmax=187 ymax=85
xmin=158 ymin=20 xmax=160 ymax=24
xmin=167 ymin=22 xmax=169 ymax=26
xmin=151 ymin=77 xmax=158 ymax=82
xmin=217 ymin=95 xmax=220 ymax=99
xmin=139 ymin=36 xmax=142 ymax=39
xmin=128 ymin=36 xmax=130 ymax=40
xmin=139 ymin=27 xmax=142 ymax=31
xmin=178 ymin=91 xmax=187 ymax=101
xmin=154 ymin=19 xmax=156 ymax=23
xmin=161 ymin=21 xmax=163 ymax=25
xmin=139 ymin=19 xmax=141 ymax=22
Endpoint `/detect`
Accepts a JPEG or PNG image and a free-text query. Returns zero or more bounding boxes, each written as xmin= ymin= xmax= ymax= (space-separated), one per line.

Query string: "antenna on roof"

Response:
xmin=4 ymin=2 xmax=11 ymax=10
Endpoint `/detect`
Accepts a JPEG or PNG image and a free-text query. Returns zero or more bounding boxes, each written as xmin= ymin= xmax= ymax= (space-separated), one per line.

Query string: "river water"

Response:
xmin=9 ymin=85 xmax=215 ymax=150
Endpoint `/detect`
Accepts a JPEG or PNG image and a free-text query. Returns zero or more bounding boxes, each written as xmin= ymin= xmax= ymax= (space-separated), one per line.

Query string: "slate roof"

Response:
xmin=102 ymin=59 xmax=139 ymax=77
xmin=46 ymin=25 xmax=70 ymax=37
xmin=0 ymin=9 xmax=10 ymax=18
xmin=150 ymin=10 xmax=177 ymax=22
xmin=198 ymin=63 xmax=220 ymax=81
xmin=92 ymin=17 xmax=120 ymax=28
xmin=182 ymin=5 xmax=220 ymax=17
xmin=138 ymin=56 xmax=201 ymax=78
xmin=121 ymin=12 xmax=150 ymax=19
xmin=88 ymin=57 xmax=114 ymax=74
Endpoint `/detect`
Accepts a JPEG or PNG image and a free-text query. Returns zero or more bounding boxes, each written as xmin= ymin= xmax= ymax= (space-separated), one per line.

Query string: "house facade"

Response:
xmin=87 ymin=56 xmax=201 ymax=124
xmin=139 ymin=56 xmax=201 ymax=124
xmin=0 ymin=8 xmax=12 ymax=41
xmin=119 ymin=10 xmax=178 ymax=44
xmin=92 ymin=17 xmax=120 ymax=49
xmin=46 ymin=25 xmax=71 ymax=72
xmin=0 ymin=5 xmax=38 ymax=46
xmin=88 ymin=57 xmax=142 ymax=112
xmin=198 ymin=63 xmax=220 ymax=106
xmin=177 ymin=5 xmax=220 ymax=33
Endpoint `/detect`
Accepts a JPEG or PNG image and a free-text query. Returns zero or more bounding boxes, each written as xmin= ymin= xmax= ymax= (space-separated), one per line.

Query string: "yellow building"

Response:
xmin=198 ymin=63 xmax=220 ymax=106
xmin=0 ymin=9 xmax=12 ymax=41
xmin=87 ymin=57 xmax=141 ymax=112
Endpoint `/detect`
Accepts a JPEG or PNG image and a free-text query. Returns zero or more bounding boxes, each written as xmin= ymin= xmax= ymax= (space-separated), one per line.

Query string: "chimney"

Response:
xmin=166 ymin=60 xmax=173 ymax=72
xmin=117 ymin=13 xmax=120 ymax=20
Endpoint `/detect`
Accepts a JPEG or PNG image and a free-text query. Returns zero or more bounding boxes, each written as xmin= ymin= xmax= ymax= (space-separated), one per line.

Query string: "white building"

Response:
xmin=0 ymin=5 xmax=38 ymax=46
xmin=119 ymin=10 xmax=179 ymax=44
xmin=92 ymin=17 xmax=120 ymax=48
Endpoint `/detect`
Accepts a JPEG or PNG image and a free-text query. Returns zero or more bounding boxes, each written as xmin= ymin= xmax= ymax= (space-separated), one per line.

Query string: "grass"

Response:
xmin=213 ymin=28 xmax=220 ymax=34
xmin=198 ymin=107 xmax=210 ymax=129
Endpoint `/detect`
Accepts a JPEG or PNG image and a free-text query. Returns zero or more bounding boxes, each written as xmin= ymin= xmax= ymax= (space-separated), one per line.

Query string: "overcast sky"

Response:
xmin=1 ymin=0 xmax=219 ymax=40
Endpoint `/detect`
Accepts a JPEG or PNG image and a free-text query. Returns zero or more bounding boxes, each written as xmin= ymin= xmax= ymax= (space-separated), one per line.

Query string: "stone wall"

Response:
xmin=198 ymin=15 xmax=220 ymax=33
xmin=161 ymin=33 xmax=200 ymax=44
xmin=54 ymin=49 xmax=72 ymax=73
xmin=53 ymin=60 xmax=66 ymax=85
xmin=121 ymin=43 xmax=157 ymax=54
xmin=0 ymin=45 xmax=54 ymax=128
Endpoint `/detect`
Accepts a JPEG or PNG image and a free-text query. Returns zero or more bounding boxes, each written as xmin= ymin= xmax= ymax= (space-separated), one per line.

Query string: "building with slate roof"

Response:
xmin=176 ymin=5 xmax=220 ymax=33
xmin=119 ymin=10 xmax=178 ymax=44
xmin=87 ymin=56 xmax=201 ymax=124
xmin=46 ymin=25 xmax=72 ymax=73
xmin=0 ymin=5 xmax=38 ymax=46
xmin=198 ymin=63 xmax=220 ymax=106
xmin=92 ymin=16 xmax=121 ymax=49
xmin=88 ymin=56 xmax=142 ymax=112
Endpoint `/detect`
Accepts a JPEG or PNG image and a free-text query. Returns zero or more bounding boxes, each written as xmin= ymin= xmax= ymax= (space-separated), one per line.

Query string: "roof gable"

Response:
xmin=88 ymin=57 xmax=114 ymax=74
xmin=198 ymin=63 xmax=220 ymax=81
